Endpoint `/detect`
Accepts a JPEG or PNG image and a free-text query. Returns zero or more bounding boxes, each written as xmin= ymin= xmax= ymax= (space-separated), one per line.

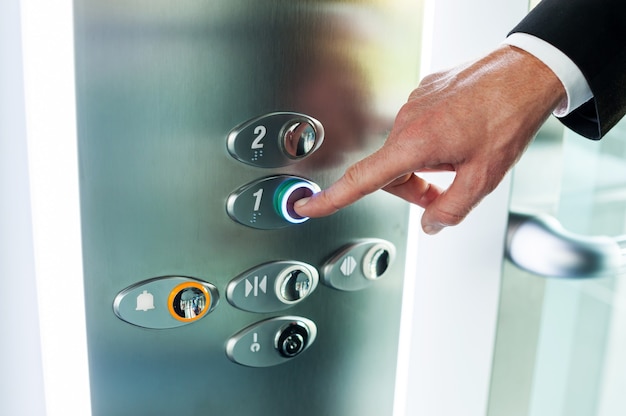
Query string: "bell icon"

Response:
xmin=136 ymin=290 xmax=155 ymax=312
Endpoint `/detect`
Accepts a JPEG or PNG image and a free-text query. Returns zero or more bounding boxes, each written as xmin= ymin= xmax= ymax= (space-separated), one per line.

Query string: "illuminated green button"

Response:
xmin=273 ymin=179 xmax=320 ymax=224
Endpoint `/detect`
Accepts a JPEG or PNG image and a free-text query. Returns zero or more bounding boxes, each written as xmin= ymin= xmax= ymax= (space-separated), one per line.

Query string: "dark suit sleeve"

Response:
xmin=509 ymin=0 xmax=626 ymax=139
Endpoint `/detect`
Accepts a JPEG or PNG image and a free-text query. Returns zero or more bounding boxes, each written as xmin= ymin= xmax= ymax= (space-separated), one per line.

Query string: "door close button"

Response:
xmin=226 ymin=261 xmax=319 ymax=313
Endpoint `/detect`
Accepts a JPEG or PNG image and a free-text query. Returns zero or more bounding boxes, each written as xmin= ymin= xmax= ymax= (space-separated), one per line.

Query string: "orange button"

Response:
xmin=168 ymin=281 xmax=212 ymax=323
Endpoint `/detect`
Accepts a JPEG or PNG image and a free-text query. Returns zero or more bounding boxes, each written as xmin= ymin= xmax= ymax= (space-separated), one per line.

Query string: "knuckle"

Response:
xmin=418 ymin=72 xmax=439 ymax=86
xmin=416 ymin=70 xmax=450 ymax=92
xmin=395 ymin=101 xmax=415 ymax=125
xmin=342 ymin=162 xmax=370 ymax=197
xmin=317 ymin=193 xmax=341 ymax=214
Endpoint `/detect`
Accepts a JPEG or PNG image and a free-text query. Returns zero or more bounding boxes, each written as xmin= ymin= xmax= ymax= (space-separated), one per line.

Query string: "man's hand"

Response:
xmin=294 ymin=45 xmax=566 ymax=234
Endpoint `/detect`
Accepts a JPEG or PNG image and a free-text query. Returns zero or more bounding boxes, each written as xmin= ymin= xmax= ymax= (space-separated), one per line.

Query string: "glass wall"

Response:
xmin=488 ymin=113 xmax=626 ymax=415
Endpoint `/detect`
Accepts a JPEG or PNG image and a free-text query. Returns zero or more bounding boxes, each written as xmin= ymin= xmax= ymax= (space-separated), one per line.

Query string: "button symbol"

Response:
xmin=340 ymin=256 xmax=357 ymax=276
xmin=135 ymin=290 xmax=155 ymax=312
xmin=250 ymin=332 xmax=261 ymax=353
xmin=245 ymin=275 xmax=267 ymax=297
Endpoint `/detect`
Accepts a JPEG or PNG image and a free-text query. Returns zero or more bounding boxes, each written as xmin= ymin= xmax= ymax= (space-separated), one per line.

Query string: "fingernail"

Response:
xmin=294 ymin=197 xmax=310 ymax=208
xmin=423 ymin=223 xmax=443 ymax=235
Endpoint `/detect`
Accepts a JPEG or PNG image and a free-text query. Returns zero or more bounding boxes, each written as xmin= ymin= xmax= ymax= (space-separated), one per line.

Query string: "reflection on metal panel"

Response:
xmin=74 ymin=1 xmax=422 ymax=415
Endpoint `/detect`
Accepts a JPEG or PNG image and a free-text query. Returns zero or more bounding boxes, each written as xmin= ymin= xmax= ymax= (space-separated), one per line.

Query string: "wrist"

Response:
xmin=485 ymin=45 xmax=567 ymax=121
xmin=503 ymin=33 xmax=592 ymax=117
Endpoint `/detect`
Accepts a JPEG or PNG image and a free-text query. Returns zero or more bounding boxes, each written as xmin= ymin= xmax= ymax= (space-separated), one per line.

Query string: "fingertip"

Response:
xmin=293 ymin=197 xmax=310 ymax=209
xmin=293 ymin=193 xmax=334 ymax=218
xmin=292 ymin=196 xmax=313 ymax=218
xmin=422 ymin=222 xmax=445 ymax=235
xmin=422 ymin=205 xmax=463 ymax=234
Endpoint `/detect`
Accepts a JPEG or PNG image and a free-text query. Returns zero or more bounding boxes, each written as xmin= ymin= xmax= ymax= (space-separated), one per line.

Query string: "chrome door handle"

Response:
xmin=505 ymin=211 xmax=626 ymax=278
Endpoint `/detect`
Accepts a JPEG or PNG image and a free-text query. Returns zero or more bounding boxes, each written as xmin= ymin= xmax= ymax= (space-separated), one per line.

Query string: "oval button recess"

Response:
xmin=226 ymin=175 xmax=320 ymax=229
xmin=226 ymin=316 xmax=317 ymax=367
xmin=227 ymin=112 xmax=324 ymax=168
xmin=113 ymin=276 xmax=219 ymax=329
xmin=322 ymin=239 xmax=396 ymax=291
xmin=226 ymin=261 xmax=319 ymax=313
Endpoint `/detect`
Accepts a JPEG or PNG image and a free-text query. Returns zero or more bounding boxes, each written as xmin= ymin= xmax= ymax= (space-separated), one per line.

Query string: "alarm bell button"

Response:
xmin=113 ymin=276 xmax=219 ymax=329
xmin=168 ymin=281 xmax=212 ymax=323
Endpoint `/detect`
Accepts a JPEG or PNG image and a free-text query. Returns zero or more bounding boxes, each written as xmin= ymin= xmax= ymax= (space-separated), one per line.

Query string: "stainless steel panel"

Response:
xmin=74 ymin=1 xmax=422 ymax=414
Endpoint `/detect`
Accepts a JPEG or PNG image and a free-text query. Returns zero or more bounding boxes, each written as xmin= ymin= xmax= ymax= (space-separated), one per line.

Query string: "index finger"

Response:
xmin=293 ymin=144 xmax=414 ymax=217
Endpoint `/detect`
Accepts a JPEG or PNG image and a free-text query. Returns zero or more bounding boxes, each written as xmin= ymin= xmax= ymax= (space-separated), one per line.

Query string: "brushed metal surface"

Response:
xmin=74 ymin=1 xmax=421 ymax=414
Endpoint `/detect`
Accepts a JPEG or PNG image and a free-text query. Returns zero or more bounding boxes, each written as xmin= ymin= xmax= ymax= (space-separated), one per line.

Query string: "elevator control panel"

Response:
xmin=226 ymin=316 xmax=317 ymax=367
xmin=226 ymin=261 xmax=319 ymax=313
xmin=112 ymin=106 xmax=394 ymax=368
xmin=112 ymin=237 xmax=395 ymax=366
xmin=113 ymin=276 xmax=219 ymax=329
xmin=322 ymin=239 xmax=396 ymax=291
xmin=227 ymin=112 xmax=324 ymax=168
xmin=226 ymin=175 xmax=320 ymax=229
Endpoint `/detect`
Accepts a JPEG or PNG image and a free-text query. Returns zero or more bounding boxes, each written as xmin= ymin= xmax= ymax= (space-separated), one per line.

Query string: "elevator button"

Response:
xmin=321 ymin=239 xmax=396 ymax=291
xmin=226 ymin=261 xmax=319 ymax=313
xmin=226 ymin=175 xmax=320 ymax=229
xmin=277 ymin=266 xmax=315 ymax=303
xmin=113 ymin=276 xmax=219 ymax=329
xmin=281 ymin=121 xmax=317 ymax=158
xmin=273 ymin=178 xmax=320 ymax=224
xmin=168 ymin=281 xmax=212 ymax=323
xmin=276 ymin=321 xmax=310 ymax=357
xmin=227 ymin=112 xmax=324 ymax=168
xmin=363 ymin=242 xmax=392 ymax=280
xmin=226 ymin=316 xmax=317 ymax=367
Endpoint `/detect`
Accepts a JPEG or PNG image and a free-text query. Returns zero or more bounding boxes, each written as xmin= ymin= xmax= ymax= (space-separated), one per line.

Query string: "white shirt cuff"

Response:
xmin=503 ymin=32 xmax=593 ymax=117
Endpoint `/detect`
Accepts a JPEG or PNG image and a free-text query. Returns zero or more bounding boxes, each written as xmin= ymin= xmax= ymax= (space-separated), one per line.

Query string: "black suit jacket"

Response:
xmin=510 ymin=0 xmax=626 ymax=139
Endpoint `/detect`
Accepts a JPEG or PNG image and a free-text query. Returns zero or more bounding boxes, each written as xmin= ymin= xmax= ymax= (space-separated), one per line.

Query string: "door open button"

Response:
xmin=363 ymin=243 xmax=392 ymax=280
xmin=322 ymin=239 xmax=396 ymax=291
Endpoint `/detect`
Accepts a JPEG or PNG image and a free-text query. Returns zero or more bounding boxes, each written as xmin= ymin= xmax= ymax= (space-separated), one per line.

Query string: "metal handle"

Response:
xmin=505 ymin=211 xmax=626 ymax=278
